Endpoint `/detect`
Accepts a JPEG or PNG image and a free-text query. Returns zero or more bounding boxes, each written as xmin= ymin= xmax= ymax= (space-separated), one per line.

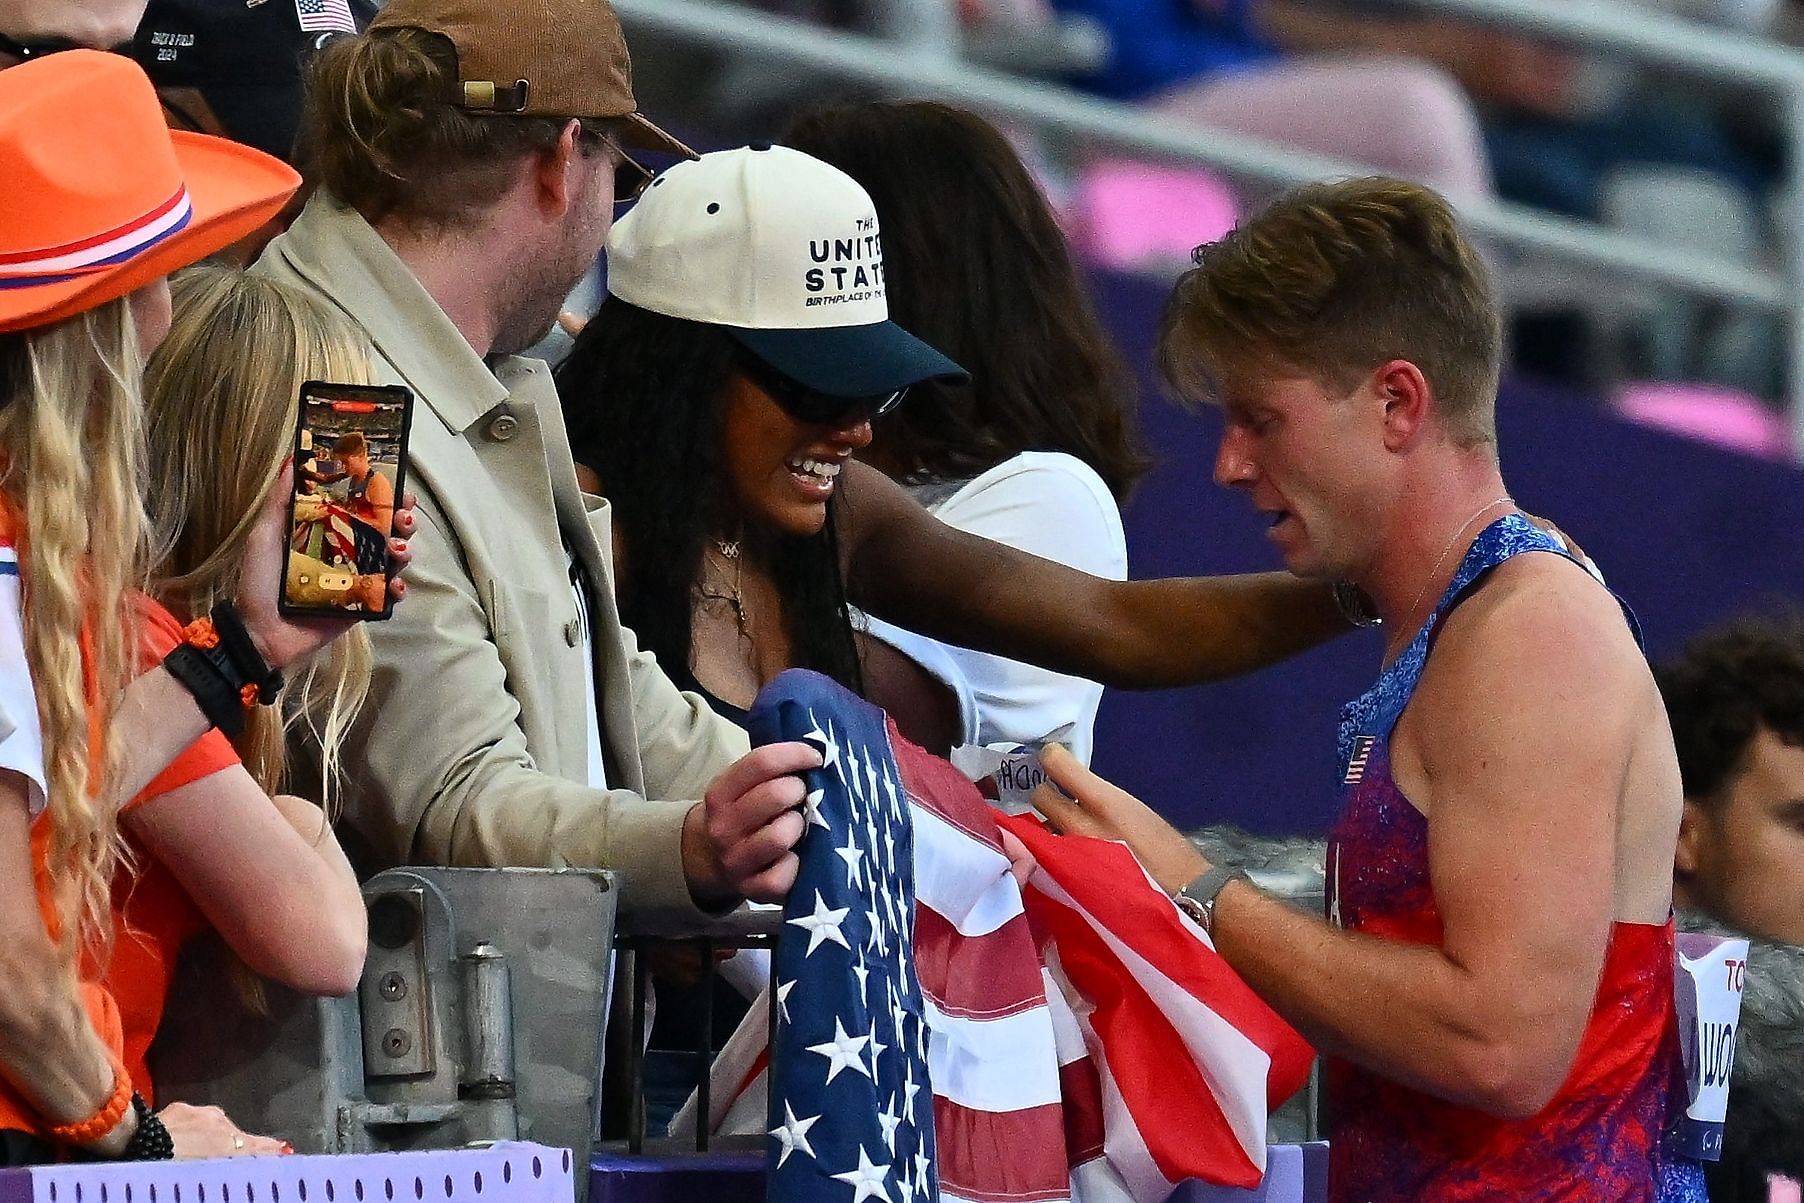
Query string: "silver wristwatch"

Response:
xmin=1332 ymin=581 xmax=1382 ymax=628
xmin=1174 ymin=865 xmax=1251 ymax=936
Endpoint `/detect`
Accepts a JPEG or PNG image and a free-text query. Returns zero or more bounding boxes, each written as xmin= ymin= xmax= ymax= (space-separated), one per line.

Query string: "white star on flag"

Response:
xmin=776 ymin=978 xmax=795 ymax=1025
xmin=806 ymin=1018 xmax=873 ymax=1083
xmin=877 ymin=1096 xmax=903 ymax=1150
xmin=890 ymin=991 xmax=912 ymax=1060
xmin=866 ymin=1024 xmax=888 ymax=1080
xmin=831 ymin=1147 xmax=894 ymax=1203
xmin=844 ymin=742 xmax=862 ymax=789
xmin=853 ymin=952 xmax=871 ymax=1008
xmin=835 ymin=832 xmax=866 ymax=889
xmin=771 ymin=1104 xmax=820 ymax=1168
xmin=901 ymin=1064 xmax=921 ymax=1123
xmin=789 ymin=891 xmax=851 ymax=957
xmin=804 ymin=786 xmax=832 ymax=832
xmin=802 ymin=711 xmax=841 ymax=774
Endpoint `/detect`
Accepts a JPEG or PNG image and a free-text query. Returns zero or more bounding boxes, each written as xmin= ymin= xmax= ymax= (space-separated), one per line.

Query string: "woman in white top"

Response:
xmin=784 ymin=101 xmax=1147 ymax=766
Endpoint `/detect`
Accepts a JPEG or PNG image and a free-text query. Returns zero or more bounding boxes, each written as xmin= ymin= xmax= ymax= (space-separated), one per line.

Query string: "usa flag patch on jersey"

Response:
xmin=1344 ymin=735 xmax=1376 ymax=785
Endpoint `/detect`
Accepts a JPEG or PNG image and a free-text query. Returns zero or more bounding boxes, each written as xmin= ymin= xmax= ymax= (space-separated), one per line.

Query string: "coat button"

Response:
xmin=564 ymin=619 xmax=580 ymax=647
xmin=488 ymin=414 xmax=519 ymax=442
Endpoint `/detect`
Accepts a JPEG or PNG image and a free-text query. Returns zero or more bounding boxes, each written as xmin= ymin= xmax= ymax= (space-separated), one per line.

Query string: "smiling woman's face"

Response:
xmin=720 ymin=371 xmax=873 ymax=538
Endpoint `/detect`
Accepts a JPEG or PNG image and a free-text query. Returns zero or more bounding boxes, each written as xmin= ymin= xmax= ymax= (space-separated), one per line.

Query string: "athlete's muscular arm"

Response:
xmin=1035 ymin=561 xmax=1654 ymax=1117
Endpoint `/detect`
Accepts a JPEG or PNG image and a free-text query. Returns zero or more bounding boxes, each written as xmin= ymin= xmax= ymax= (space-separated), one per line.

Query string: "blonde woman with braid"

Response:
xmin=104 ymin=264 xmax=395 ymax=1152
xmin=0 ymin=53 xmax=411 ymax=1164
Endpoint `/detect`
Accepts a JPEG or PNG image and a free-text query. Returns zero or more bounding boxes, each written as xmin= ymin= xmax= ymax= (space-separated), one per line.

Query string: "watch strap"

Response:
xmin=1176 ymin=865 xmax=1251 ymax=934
xmin=1179 ymin=863 xmax=1249 ymax=909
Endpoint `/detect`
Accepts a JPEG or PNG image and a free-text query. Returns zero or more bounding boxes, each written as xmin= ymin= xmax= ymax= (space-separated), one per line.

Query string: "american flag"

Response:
xmin=1342 ymin=736 xmax=1376 ymax=785
xmin=294 ymin=0 xmax=357 ymax=34
xmin=754 ymin=673 xmax=938 ymax=1203
xmin=678 ymin=672 xmax=1312 ymax=1202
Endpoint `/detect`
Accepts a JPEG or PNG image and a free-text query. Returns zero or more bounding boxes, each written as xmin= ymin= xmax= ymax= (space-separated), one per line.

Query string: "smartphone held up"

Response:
xmin=282 ymin=381 xmax=414 ymax=619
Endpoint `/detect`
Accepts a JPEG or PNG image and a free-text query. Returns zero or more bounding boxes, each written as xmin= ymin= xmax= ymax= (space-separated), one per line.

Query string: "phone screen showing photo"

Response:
xmin=280 ymin=381 xmax=414 ymax=620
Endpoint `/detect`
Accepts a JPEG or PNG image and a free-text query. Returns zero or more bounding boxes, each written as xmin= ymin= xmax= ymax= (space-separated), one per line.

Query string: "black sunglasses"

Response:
xmin=601 ymin=135 xmax=656 ymax=207
xmin=0 ymin=32 xmax=134 ymax=60
xmin=738 ymin=353 xmax=908 ymax=427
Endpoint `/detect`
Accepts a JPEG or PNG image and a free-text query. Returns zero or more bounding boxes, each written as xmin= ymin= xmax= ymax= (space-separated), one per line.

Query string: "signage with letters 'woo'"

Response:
xmin=1670 ymin=931 xmax=1751 ymax=1161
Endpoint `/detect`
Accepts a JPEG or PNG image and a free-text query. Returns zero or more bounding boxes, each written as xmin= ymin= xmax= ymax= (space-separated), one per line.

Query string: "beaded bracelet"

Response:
xmin=120 ymin=1094 xmax=173 ymax=1160
xmin=46 ymin=1059 xmax=130 ymax=1147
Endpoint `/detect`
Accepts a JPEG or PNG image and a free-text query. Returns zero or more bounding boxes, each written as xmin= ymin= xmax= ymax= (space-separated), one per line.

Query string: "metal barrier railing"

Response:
xmin=616 ymin=0 xmax=1804 ymax=454
xmin=615 ymin=908 xmax=782 ymax=1154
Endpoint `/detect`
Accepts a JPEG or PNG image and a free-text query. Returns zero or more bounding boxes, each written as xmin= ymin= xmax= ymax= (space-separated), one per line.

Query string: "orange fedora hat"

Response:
xmin=0 ymin=50 xmax=300 ymax=335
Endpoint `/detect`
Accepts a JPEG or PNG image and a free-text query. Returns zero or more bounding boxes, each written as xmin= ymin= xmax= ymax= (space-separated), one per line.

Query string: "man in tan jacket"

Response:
xmin=258 ymin=0 xmax=818 ymax=922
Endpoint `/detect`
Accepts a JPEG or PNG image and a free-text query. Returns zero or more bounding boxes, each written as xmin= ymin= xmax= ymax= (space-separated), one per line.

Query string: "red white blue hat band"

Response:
xmin=0 ymin=188 xmax=194 ymax=291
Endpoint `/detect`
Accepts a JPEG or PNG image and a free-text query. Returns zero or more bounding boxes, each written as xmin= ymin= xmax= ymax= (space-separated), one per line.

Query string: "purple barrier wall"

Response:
xmin=0 ymin=1144 xmax=572 ymax=1203
xmin=1086 ymin=269 xmax=1804 ymax=835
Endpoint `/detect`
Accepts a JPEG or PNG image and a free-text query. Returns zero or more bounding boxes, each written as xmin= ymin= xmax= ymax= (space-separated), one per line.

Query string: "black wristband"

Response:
xmin=208 ymin=601 xmax=283 ymax=705
xmin=121 ymin=1093 xmax=173 ymax=1161
xmin=164 ymin=643 xmax=248 ymax=740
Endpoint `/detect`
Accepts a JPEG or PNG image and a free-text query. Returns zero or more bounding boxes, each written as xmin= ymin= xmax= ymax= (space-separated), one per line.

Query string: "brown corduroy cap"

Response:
xmin=367 ymin=0 xmax=694 ymax=159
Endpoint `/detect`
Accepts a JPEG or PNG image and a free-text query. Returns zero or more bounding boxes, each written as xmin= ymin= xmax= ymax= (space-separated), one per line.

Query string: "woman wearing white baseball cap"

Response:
xmin=559 ymin=144 xmax=971 ymax=727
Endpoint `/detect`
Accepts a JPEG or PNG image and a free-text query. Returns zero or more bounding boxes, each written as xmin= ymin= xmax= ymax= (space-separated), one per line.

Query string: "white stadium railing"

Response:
xmin=615 ymin=0 xmax=1804 ymax=455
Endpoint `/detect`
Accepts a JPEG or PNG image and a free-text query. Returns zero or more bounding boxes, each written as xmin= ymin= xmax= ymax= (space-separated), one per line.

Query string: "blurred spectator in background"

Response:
xmin=1658 ymin=610 xmax=1804 ymax=948
xmin=1034 ymin=0 xmax=1779 ymax=394
xmin=783 ymin=100 xmax=1144 ymax=765
xmin=1044 ymin=0 xmax=1493 ymax=197
xmin=134 ymin=0 xmax=380 ymax=259
xmin=135 ymin=0 xmax=378 ymax=164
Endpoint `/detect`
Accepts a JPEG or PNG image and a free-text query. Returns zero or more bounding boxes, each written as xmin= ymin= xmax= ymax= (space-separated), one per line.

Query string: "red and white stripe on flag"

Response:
xmin=680 ymin=718 xmax=1312 ymax=1202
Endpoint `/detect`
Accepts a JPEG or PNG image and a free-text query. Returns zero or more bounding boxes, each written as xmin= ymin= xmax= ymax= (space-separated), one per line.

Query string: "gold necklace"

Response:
xmin=698 ymin=537 xmax=751 ymax=640
xmin=1399 ymin=496 xmax=1514 ymax=634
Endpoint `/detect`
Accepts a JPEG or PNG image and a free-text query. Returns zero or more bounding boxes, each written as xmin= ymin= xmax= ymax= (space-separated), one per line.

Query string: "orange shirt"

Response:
xmin=110 ymin=598 xmax=241 ymax=1107
xmin=0 ymin=495 xmax=241 ymax=1128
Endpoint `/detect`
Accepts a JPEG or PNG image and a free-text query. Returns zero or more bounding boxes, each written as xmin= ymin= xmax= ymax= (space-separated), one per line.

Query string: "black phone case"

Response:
xmin=277 ymin=380 xmax=416 ymax=621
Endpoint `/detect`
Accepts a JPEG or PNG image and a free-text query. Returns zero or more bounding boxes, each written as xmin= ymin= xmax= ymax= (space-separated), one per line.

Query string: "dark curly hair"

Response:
xmin=555 ymin=299 xmax=863 ymax=696
xmin=782 ymin=101 xmax=1147 ymax=501
xmin=1655 ymin=609 xmax=1804 ymax=803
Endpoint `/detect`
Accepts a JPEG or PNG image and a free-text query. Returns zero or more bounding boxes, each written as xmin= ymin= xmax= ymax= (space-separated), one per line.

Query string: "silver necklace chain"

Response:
xmin=1399 ymin=496 xmax=1514 ymax=634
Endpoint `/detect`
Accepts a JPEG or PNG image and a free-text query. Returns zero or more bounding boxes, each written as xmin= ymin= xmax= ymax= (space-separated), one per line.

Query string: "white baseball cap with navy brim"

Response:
xmin=604 ymin=143 xmax=968 ymax=398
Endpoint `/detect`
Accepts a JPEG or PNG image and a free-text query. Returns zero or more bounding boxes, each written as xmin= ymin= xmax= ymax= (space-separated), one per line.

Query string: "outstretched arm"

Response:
xmin=835 ymin=460 xmax=1348 ymax=689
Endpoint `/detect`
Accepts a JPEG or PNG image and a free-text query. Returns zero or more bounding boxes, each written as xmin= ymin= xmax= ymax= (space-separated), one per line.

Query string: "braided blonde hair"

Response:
xmin=0 ymin=298 xmax=151 ymax=960
xmin=142 ymin=264 xmax=373 ymax=806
